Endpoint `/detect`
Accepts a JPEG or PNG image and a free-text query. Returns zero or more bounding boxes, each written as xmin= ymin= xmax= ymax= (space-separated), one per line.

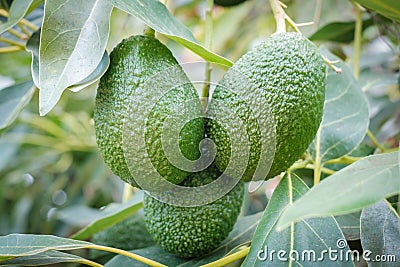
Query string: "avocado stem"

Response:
xmin=269 ymin=0 xmax=286 ymax=33
xmin=201 ymin=0 xmax=214 ymax=110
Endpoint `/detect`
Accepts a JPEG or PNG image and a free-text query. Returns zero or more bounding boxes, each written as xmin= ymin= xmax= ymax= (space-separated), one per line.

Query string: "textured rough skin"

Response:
xmin=91 ymin=213 xmax=155 ymax=259
xmin=143 ymin=165 xmax=244 ymax=258
xmin=94 ymin=35 xmax=204 ymax=187
xmin=207 ymin=32 xmax=326 ymax=181
xmin=214 ymin=0 xmax=247 ymax=7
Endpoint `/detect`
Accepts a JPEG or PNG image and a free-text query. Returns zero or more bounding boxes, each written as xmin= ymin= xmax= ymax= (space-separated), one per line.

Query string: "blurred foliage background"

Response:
xmin=0 ymin=0 xmax=398 ymax=249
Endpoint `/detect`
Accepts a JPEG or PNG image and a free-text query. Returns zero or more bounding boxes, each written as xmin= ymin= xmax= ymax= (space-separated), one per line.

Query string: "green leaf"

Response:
xmin=38 ymin=0 xmax=112 ymax=115
xmin=243 ymin=173 xmax=353 ymax=266
xmin=105 ymin=212 xmax=262 ymax=266
xmin=0 ymin=81 xmax=35 ymax=130
xmin=360 ymin=200 xmax=400 ymax=266
xmin=353 ymin=0 xmax=400 ymax=23
xmin=309 ymin=19 xmax=374 ymax=43
xmin=70 ymin=198 xmax=143 ymax=240
xmin=0 ymin=0 xmax=35 ymax=34
xmin=0 ymin=234 xmax=91 ymax=259
xmin=277 ymin=152 xmax=400 ymax=230
xmin=0 ymin=250 xmax=88 ymax=266
xmin=107 ymin=0 xmax=233 ymax=67
xmin=27 ymin=29 xmax=110 ymax=92
xmin=308 ymin=48 xmax=369 ymax=163
xmin=335 ymin=212 xmax=361 ymax=241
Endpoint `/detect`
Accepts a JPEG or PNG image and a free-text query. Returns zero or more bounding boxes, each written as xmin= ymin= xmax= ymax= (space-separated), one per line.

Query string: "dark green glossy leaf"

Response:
xmin=277 ymin=152 xmax=400 ymax=230
xmin=243 ymin=173 xmax=353 ymax=266
xmin=0 ymin=81 xmax=35 ymax=130
xmin=38 ymin=0 xmax=112 ymax=115
xmin=70 ymin=198 xmax=143 ymax=240
xmin=360 ymin=200 xmax=400 ymax=266
xmin=0 ymin=250 xmax=87 ymax=266
xmin=107 ymin=0 xmax=233 ymax=67
xmin=308 ymin=47 xmax=369 ymax=163
xmin=0 ymin=0 xmax=35 ymax=34
xmin=105 ymin=212 xmax=262 ymax=266
xmin=353 ymin=0 xmax=400 ymax=22
xmin=310 ymin=19 xmax=374 ymax=43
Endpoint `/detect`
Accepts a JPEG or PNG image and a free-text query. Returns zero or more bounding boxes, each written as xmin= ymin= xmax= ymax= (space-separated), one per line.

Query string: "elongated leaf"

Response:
xmin=27 ymin=29 xmax=110 ymax=92
xmin=38 ymin=0 xmax=112 ymax=115
xmin=0 ymin=234 xmax=91 ymax=259
xmin=353 ymin=0 xmax=400 ymax=22
xmin=0 ymin=250 xmax=87 ymax=266
xmin=309 ymin=19 xmax=374 ymax=43
xmin=0 ymin=81 xmax=35 ymax=130
xmin=243 ymin=173 xmax=353 ymax=266
xmin=105 ymin=212 xmax=262 ymax=266
xmin=107 ymin=0 xmax=233 ymax=67
xmin=335 ymin=212 xmax=361 ymax=241
xmin=360 ymin=200 xmax=400 ymax=266
xmin=70 ymin=199 xmax=143 ymax=240
xmin=308 ymin=48 xmax=369 ymax=163
xmin=0 ymin=0 xmax=35 ymax=34
xmin=277 ymin=152 xmax=400 ymax=230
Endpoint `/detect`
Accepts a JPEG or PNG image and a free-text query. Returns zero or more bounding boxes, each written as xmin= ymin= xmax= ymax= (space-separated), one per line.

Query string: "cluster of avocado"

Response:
xmin=94 ymin=30 xmax=326 ymax=258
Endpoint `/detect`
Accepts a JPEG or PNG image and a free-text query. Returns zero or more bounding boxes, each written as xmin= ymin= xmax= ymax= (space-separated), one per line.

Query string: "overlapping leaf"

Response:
xmin=243 ymin=173 xmax=353 ymax=266
xmin=38 ymin=0 xmax=112 ymax=115
xmin=277 ymin=152 xmax=400 ymax=229
xmin=0 ymin=0 xmax=35 ymax=34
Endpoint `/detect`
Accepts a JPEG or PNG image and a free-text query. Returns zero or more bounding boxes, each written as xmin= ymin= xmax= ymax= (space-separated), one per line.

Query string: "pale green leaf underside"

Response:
xmin=0 ymin=0 xmax=35 ymax=34
xmin=38 ymin=0 xmax=112 ymax=115
xmin=360 ymin=200 xmax=400 ymax=266
xmin=0 ymin=250 xmax=86 ymax=266
xmin=277 ymin=152 xmax=400 ymax=230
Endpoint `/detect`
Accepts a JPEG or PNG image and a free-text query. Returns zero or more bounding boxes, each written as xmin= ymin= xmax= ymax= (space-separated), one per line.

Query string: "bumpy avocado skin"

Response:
xmin=94 ymin=35 xmax=204 ymax=187
xmin=214 ymin=0 xmax=247 ymax=7
xmin=91 ymin=213 xmax=155 ymax=261
xmin=207 ymin=32 xmax=326 ymax=181
xmin=143 ymin=165 xmax=244 ymax=258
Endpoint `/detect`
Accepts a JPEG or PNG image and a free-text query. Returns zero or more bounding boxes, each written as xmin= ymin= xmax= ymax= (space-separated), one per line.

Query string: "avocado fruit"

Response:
xmin=214 ymin=0 xmax=247 ymax=7
xmin=207 ymin=32 xmax=326 ymax=181
xmin=94 ymin=35 xmax=204 ymax=187
xmin=143 ymin=164 xmax=244 ymax=258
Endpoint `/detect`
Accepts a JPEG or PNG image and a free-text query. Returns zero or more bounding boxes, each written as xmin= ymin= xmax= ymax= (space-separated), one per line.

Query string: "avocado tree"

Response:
xmin=0 ymin=0 xmax=399 ymax=266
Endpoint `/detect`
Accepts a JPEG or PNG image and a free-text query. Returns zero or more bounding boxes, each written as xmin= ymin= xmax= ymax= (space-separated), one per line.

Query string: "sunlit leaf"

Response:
xmin=360 ymin=200 xmax=400 ymax=265
xmin=0 ymin=250 xmax=87 ymax=266
xmin=277 ymin=152 xmax=400 ymax=230
xmin=308 ymin=47 xmax=369 ymax=163
xmin=38 ymin=0 xmax=112 ymax=115
xmin=243 ymin=173 xmax=353 ymax=266
xmin=107 ymin=0 xmax=233 ymax=67
xmin=0 ymin=81 xmax=35 ymax=130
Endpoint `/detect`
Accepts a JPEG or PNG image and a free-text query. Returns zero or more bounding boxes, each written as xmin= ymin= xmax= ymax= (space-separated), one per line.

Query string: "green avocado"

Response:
xmin=94 ymin=35 xmax=204 ymax=187
xmin=207 ymin=32 xmax=326 ymax=181
xmin=143 ymin=165 xmax=244 ymax=258
xmin=214 ymin=0 xmax=247 ymax=7
xmin=90 ymin=213 xmax=155 ymax=261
